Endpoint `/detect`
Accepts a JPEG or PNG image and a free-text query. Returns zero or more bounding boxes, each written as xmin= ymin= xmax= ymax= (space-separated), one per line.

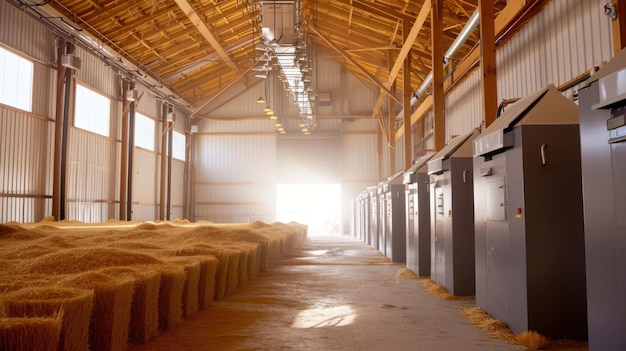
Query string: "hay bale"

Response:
xmin=1 ymin=244 xmax=56 ymax=260
xmin=162 ymin=258 xmax=201 ymax=318
xmin=162 ymin=252 xmax=219 ymax=309
xmin=99 ymin=266 xmax=161 ymax=345
xmin=23 ymin=248 xmax=163 ymax=275
xmin=63 ymin=272 xmax=135 ymax=351
xmin=162 ymin=246 xmax=235 ymax=300
xmin=155 ymin=265 xmax=186 ymax=331
xmin=0 ymin=287 xmax=93 ymax=351
xmin=0 ymin=274 xmax=53 ymax=294
xmin=0 ymin=314 xmax=63 ymax=351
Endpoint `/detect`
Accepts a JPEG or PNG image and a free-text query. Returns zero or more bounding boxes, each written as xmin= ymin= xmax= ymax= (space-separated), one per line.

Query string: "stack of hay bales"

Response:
xmin=0 ymin=220 xmax=307 ymax=350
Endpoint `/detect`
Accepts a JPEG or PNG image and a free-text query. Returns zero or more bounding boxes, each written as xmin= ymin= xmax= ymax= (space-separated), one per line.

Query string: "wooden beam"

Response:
xmin=192 ymin=65 xmax=253 ymax=116
xmin=432 ymin=0 xmax=445 ymax=151
xmin=350 ymin=0 xmax=413 ymax=22
xmin=612 ymin=0 xmax=626 ymax=54
xmin=402 ymin=20 xmax=413 ymax=169
xmin=479 ymin=0 xmax=498 ymax=127
xmin=309 ymin=24 xmax=401 ymax=105
xmin=388 ymin=50 xmax=396 ymax=175
xmin=371 ymin=0 xmax=431 ymax=119
xmin=395 ymin=0 xmax=529 ymax=141
xmin=173 ymin=0 xmax=241 ymax=75
xmin=377 ymin=118 xmax=383 ymax=181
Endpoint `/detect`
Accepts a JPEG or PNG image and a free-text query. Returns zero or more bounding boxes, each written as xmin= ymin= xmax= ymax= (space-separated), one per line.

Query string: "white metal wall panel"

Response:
xmin=132 ymin=205 xmax=157 ymax=222
xmin=0 ymin=108 xmax=53 ymax=222
xmin=445 ymin=70 xmax=482 ymax=142
xmin=171 ymin=160 xmax=185 ymax=207
xmin=32 ymin=64 xmax=57 ymax=119
xmin=201 ymin=119 xmax=275 ymax=134
xmin=341 ymin=118 xmax=377 ymax=133
xmin=276 ymin=133 xmax=342 ymax=183
xmin=194 ymin=204 xmax=275 ymax=223
xmin=497 ymin=0 xmax=613 ymax=100
xmin=75 ymin=47 xmax=118 ymax=98
xmin=66 ymin=128 xmax=118 ymax=222
xmin=135 ymin=87 xmax=160 ymax=121
xmin=132 ymin=148 xmax=158 ymax=205
xmin=315 ymin=57 xmax=379 ymax=116
xmin=342 ymin=134 xmax=377 ymax=183
xmin=195 ymin=184 xmax=274 ymax=204
xmin=0 ymin=1 xmax=56 ymax=64
xmin=195 ymin=135 xmax=276 ymax=183
xmin=194 ymin=134 xmax=276 ymax=222
xmin=395 ymin=133 xmax=405 ymax=173
xmin=443 ymin=0 xmax=613 ymax=144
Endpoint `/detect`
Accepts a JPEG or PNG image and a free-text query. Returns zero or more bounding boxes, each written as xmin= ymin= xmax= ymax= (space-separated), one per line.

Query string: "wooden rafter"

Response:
xmin=370 ymin=0 xmax=431 ymax=119
xmin=309 ymin=23 xmax=401 ymax=105
xmin=173 ymin=0 xmax=242 ymax=75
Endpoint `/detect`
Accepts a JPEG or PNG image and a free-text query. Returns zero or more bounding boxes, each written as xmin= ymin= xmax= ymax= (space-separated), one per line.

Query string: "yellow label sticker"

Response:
xmin=515 ymin=214 xmax=521 ymax=219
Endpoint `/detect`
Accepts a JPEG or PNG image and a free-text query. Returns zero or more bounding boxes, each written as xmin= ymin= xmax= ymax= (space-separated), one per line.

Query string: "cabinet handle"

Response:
xmin=540 ymin=144 xmax=547 ymax=166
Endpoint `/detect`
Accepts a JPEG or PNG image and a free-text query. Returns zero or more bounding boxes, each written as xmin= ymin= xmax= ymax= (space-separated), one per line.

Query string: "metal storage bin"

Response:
xmin=473 ymin=84 xmax=587 ymax=340
xmin=380 ymin=171 xmax=405 ymax=262
xmin=368 ymin=186 xmax=378 ymax=248
xmin=578 ymin=49 xmax=626 ymax=351
xmin=427 ymin=128 xmax=480 ymax=296
xmin=403 ymin=153 xmax=435 ymax=276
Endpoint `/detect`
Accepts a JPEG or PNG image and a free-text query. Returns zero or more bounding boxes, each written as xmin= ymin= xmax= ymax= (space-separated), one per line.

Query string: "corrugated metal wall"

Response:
xmin=0 ymin=1 xmax=56 ymax=64
xmin=444 ymin=0 xmax=614 ymax=143
xmin=341 ymin=118 xmax=378 ymax=219
xmin=1 ymin=1 xmax=56 ymax=223
xmin=497 ymin=0 xmax=613 ymax=101
xmin=0 ymin=108 xmax=54 ymax=222
xmin=66 ymin=128 xmax=119 ymax=222
xmin=0 ymin=2 xmax=189 ymax=223
xmin=193 ymin=118 xmax=277 ymax=222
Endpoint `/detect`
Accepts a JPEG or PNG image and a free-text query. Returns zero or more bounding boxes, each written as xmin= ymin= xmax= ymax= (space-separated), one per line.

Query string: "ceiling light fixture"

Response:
xmin=256 ymin=96 xmax=266 ymax=104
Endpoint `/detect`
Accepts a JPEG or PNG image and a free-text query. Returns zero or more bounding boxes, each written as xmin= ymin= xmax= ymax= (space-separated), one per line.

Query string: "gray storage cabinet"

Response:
xmin=404 ymin=154 xmax=434 ymax=276
xmin=377 ymin=183 xmax=386 ymax=254
xmin=428 ymin=128 xmax=480 ymax=296
xmin=368 ymin=186 xmax=378 ymax=248
xmin=578 ymin=49 xmax=626 ymax=351
xmin=473 ymin=84 xmax=587 ymax=340
xmin=381 ymin=171 xmax=405 ymax=262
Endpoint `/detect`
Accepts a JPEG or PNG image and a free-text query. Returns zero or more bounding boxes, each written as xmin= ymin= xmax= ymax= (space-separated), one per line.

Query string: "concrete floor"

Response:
xmin=131 ymin=234 xmax=583 ymax=351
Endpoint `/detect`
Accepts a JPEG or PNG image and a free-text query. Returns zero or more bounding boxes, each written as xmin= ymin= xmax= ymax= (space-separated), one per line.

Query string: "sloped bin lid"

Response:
xmin=403 ymin=152 xmax=435 ymax=184
xmin=428 ymin=128 xmax=480 ymax=175
xmin=473 ymin=84 xmax=578 ymax=157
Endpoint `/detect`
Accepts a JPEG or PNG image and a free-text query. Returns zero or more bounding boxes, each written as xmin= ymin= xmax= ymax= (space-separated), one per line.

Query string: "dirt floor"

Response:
xmin=130 ymin=234 xmax=588 ymax=351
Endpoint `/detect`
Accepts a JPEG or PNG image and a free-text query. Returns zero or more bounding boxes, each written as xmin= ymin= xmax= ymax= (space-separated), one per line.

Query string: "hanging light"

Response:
xmin=269 ymin=115 xmax=278 ymax=120
xmin=256 ymin=96 xmax=266 ymax=104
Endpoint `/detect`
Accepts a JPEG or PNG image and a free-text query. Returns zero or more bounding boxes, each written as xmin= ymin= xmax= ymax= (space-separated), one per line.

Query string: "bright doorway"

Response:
xmin=276 ymin=184 xmax=341 ymax=236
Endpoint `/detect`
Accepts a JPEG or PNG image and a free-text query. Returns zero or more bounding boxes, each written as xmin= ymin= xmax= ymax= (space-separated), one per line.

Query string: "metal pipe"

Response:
xmin=59 ymin=41 xmax=73 ymax=220
xmin=395 ymin=10 xmax=480 ymax=121
xmin=416 ymin=10 xmax=479 ymax=99
xmin=166 ymin=123 xmax=173 ymax=221
xmin=126 ymin=81 xmax=136 ymax=220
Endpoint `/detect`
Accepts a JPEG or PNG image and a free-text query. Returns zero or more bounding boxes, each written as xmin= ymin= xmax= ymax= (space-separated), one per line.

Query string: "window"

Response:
xmin=134 ymin=112 xmax=155 ymax=151
xmin=172 ymin=130 xmax=186 ymax=161
xmin=0 ymin=47 xmax=33 ymax=112
xmin=74 ymin=84 xmax=110 ymax=136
